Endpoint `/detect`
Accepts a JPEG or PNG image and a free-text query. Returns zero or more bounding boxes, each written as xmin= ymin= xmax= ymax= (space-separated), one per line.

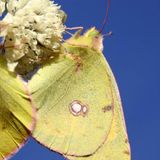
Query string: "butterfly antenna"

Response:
xmin=99 ymin=0 xmax=111 ymax=33
xmin=5 ymin=0 xmax=9 ymax=12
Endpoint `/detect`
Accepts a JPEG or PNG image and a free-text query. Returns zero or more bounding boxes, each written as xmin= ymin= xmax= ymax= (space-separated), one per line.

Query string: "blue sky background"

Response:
xmin=9 ymin=0 xmax=160 ymax=160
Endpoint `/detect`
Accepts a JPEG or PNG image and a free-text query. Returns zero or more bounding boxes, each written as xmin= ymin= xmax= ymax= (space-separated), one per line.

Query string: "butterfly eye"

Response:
xmin=95 ymin=35 xmax=99 ymax=39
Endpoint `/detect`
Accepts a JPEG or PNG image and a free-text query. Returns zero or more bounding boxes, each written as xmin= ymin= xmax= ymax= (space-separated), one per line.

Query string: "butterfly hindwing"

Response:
xmin=66 ymin=52 xmax=131 ymax=160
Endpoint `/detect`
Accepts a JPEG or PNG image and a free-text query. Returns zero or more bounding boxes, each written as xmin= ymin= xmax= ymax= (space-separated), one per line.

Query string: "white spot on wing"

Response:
xmin=71 ymin=103 xmax=82 ymax=115
xmin=69 ymin=100 xmax=88 ymax=117
xmin=82 ymin=106 xmax=87 ymax=113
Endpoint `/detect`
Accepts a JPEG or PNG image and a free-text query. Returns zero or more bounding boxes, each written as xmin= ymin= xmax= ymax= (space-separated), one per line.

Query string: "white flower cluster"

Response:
xmin=0 ymin=0 xmax=66 ymax=75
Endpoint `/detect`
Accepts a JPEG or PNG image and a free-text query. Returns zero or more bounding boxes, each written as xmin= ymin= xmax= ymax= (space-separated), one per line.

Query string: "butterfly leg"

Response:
xmin=66 ymin=26 xmax=84 ymax=38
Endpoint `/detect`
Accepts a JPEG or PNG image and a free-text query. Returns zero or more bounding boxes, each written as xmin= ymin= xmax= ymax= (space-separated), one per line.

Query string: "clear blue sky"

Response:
xmin=10 ymin=0 xmax=160 ymax=160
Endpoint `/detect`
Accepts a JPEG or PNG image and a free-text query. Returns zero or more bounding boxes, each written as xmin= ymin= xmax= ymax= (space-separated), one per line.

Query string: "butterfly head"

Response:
xmin=84 ymin=27 xmax=104 ymax=51
xmin=66 ymin=27 xmax=104 ymax=52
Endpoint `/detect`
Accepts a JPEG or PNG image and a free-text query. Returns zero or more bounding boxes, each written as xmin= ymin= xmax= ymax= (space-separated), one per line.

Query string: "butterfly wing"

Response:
xmin=66 ymin=54 xmax=131 ymax=160
xmin=29 ymin=46 xmax=114 ymax=156
xmin=0 ymin=57 xmax=35 ymax=160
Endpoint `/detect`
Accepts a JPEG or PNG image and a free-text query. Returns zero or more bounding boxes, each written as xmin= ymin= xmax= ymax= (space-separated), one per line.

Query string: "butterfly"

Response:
xmin=28 ymin=27 xmax=131 ymax=160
